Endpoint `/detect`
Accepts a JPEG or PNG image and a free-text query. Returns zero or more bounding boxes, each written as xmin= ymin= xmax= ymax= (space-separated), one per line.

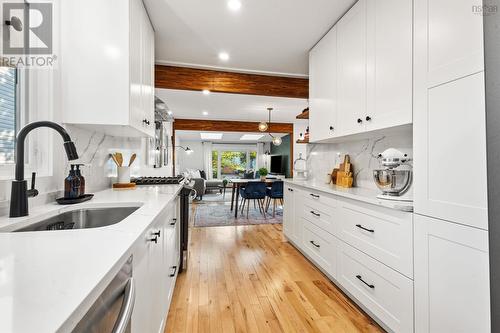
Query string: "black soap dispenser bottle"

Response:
xmin=75 ymin=164 xmax=85 ymax=196
xmin=65 ymin=165 xmax=81 ymax=199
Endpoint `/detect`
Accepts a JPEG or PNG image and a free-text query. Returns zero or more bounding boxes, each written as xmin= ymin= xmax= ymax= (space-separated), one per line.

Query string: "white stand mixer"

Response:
xmin=373 ymin=148 xmax=413 ymax=202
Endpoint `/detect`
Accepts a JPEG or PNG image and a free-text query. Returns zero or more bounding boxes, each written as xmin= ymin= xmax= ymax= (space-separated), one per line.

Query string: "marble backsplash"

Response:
xmin=305 ymin=129 xmax=413 ymax=190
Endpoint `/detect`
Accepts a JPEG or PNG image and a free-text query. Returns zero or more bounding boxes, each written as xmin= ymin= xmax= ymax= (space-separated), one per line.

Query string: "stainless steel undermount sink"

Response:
xmin=14 ymin=206 xmax=140 ymax=232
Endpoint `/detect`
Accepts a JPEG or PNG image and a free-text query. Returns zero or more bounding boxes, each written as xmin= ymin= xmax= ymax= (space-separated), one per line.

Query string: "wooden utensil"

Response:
xmin=110 ymin=153 xmax=120 ymax=167
xmin=115 ymin=152 xmax=123 ymax=167
xmin=128 ymin=153 xmax=137 ymax=167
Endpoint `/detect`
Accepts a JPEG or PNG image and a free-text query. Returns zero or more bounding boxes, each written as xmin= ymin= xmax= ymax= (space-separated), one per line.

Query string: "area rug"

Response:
xmin=194 ymin=203 xmax=283 ymax=227
xmin=196 ymin=192 xmax=233 ymax=204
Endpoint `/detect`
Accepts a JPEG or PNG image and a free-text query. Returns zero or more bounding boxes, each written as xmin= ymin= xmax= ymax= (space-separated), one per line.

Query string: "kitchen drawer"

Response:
xmin=301 ymin=189 xmax=337 ymax=209
xmin=301 ymin=219 xmax=338 ymax=279
xmin=302 ymin=200 xmax=337 ymax=236
xmin=338 ymin=242 xmax=414 ymax=333
xmin=338 ymin=199 xmax=413 ymax=278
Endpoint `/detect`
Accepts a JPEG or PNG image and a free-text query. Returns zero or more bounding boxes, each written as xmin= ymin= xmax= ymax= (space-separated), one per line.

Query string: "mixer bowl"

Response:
xmin=373 ymin=169 xmax=412 ymax=196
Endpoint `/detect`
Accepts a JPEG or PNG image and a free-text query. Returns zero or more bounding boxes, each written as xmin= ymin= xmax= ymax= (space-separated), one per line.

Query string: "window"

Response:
xmin=0 ymin=67 xmax=17 ymax=164
xmin=211 ymin=145 xmax=259 ymax=179
xmin=211 ymin=150 xmax=218 ymax=179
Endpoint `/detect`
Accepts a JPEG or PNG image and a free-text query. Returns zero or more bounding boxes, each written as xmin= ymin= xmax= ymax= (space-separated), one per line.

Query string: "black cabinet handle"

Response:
xmin=170 ymin=218 xmax=177 ymax=226
xmin=356 ymin=275 xmax=375 ymax=289
xmin=357 ymin=118 xmax=363 ymax=124
xmin=148 ymin=236 xmax=158 ymax=244
xmin=329 ymin=126 xmax=334 ymax=131
xmin=288 ymin=188 xmax=294 ymax=192
xmin=356 ymin=224 xmax=375 ymax=233
xmin=365 ymin=116 xmax=372 ymax=121
xmin=310 ymin=240 xmax=320 ymax=248
xmin=169 ymin=266 xmax=178 ymax=277
xmin=310 ymin=193 xmax=320 ymax=198
xmin=152 ymin=230 xmax=161 ymax=237
xmin=143 ymin=119 xmax=150 ymax=125
xmin=310 ymin=211 xmax=321 ymax=217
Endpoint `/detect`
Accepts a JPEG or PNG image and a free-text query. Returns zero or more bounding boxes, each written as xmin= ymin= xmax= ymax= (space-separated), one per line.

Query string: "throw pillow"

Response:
xmin=200 ymin=170 xmax=207 ymax=180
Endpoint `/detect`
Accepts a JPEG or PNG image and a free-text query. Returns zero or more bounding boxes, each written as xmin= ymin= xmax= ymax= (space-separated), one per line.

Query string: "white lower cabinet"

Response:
xmin=283 ymin=185 xmax=303 ymax=244
xmin=302 ymin=220 xmax=338 ymax=279
xmin=338 ymin=199 xmax=413 ymax=278
xmin=337 ymin=242 xmax=414 ymax=333
xmin=414 ymin=214 xmax=490 ymax=333
xmin=283 ymin=184 xmax=414 ymax=332
xmin=132 ymin=201 xmax=180 ymax=333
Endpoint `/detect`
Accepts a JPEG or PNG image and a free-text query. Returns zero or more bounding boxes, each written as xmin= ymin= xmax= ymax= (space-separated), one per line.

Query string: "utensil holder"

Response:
xmin=117 ymin=166 xmax=131 ymax=184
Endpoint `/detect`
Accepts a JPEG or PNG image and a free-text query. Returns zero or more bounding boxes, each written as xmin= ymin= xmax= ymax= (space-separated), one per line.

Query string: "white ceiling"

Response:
xmin=156 ymin=88 xmax=308 ymax=122
xmin=144 ymin=0 xmax=356 ymax=77
xmin=176 ymin=130 xmax=287 ymax=143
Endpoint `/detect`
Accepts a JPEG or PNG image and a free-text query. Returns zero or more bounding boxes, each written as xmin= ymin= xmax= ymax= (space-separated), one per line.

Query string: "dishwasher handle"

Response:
xmin=112 ymin=277 xmax=136 ymax=333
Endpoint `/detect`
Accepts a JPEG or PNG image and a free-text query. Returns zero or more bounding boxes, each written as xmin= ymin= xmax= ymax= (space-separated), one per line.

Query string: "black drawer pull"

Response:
xmin=310 ymin=211 xmax=321 ymax=217
xmin=148 ymin=236 xmax=158 ymax=244
xmin=170 ymin=218 xmax=177 ymax=226
xmin=310 ymin=194 xmax=320 ymax=198
xmin=310 ymin=240 xmax=320 ymax=248
xmin=356 ymin=275 xmax=375 ymax=289
xmin=356 ymin=224 xmax=375 ymax=233
xmin=169 ymin=266 xmax=177 ymax=277
xmin=152 ymin=230 xmax=161 ymax=237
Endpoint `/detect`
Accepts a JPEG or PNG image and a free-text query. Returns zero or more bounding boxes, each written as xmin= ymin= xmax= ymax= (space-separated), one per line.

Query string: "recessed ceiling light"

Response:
xmin=202 ymin=89 xmax=210 ymax=95
xmin=202 ymin=110 xmax=209 ymax=116
xmin=200 ymin=133 xmax=223 ymax=140
xmin=227 ymin=0 xmax=241 ymax=11
xmin=218 ymin=52 xmax=230 ymax=61
xmin=240 ymin=134 xmax=265 ymax=141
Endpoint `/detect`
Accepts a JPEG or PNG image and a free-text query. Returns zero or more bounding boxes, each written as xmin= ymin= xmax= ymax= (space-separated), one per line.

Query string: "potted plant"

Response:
xmin=258 ymin=167 xmax=269 ymax=181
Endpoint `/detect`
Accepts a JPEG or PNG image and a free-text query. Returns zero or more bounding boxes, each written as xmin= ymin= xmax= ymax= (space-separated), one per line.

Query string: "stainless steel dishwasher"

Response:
xmin=73 ymin=256 xmax=135 ymax=333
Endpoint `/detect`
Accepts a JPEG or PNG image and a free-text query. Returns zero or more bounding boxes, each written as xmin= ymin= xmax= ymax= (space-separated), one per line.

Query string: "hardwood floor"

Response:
xmin=165 ymin=223 xmax=382 ymax=333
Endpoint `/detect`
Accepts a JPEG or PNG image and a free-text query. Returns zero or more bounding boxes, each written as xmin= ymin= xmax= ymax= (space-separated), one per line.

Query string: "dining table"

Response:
xmin=229 ymin=178 xmax=282 ymax=218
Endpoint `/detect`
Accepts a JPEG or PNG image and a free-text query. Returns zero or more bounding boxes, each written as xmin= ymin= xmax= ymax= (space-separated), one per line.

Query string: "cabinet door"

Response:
xmin=414 ymin=215 xmax=490 ymax=333
xmin=309 ymin=26 xmax=338 ymax=142
xmin=337 ymin=0 xmax=367 ymax=136
xmin=414 ymin=72 xmax=488 ymax=229
xmin=283 ymin=185 xmax=295 ymax=241
xmin=416 ymin=0 xmax=484 ymax=88
xmin=131 ymin=232 xmax=153 ymax=332
xmin=365 ymin=0 xmax=412 ymax=131
xmin=141 ymin=14 xmax=155 ymax=137
xmin=148 ymin=219 xmax=166 ymax=333
xmin=129 ymin=0 xmax=145 ymax=133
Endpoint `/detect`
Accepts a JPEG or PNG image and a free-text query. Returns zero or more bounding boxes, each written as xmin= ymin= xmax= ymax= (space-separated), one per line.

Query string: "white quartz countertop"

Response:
xmin=283 ymin=179 xmax=413 ymax=212
xmin=0 ymin=184 xmax=183 ymax=333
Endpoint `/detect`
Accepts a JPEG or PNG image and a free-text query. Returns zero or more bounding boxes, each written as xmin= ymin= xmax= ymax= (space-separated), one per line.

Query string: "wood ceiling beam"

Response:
xmin=173 ymin=118 xmax=294 ymax=134
xmin=155 ymin=65 xmax=309 ymax=99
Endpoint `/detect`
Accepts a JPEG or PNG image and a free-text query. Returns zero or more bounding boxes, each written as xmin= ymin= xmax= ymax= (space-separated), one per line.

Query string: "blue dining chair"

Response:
xmin=239 ymin=182 xmax=267 ymax=218
xmin=265 ymin=181 xmax=283 ymax=217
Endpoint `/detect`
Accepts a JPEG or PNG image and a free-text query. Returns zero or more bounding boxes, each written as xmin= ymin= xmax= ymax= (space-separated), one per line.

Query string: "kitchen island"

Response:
xmin=0 ymin=184 xmax=183 ymax=333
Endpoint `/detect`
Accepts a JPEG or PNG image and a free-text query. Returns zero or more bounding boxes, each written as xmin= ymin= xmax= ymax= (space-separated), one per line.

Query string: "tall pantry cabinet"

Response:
xmin=413 ymin=0 xmax=490 ymax=331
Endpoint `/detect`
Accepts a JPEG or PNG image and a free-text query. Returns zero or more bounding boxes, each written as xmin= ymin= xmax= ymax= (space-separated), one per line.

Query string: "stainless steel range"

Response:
xmin=131 ymin=176 xmax=185 ymax=185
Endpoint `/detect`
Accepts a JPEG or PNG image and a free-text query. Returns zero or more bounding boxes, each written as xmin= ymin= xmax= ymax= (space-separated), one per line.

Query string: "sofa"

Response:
xmin=183 ymin=169 xmax=223 ymax=200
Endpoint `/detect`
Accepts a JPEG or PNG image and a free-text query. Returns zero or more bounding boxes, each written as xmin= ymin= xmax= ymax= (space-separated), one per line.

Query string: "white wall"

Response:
xmin=176 ymin=140 xmax=204 ymax=172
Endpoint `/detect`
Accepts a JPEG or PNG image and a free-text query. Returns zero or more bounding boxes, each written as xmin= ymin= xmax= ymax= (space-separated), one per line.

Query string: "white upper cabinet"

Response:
xmin=365 ymin=0 xmax=413 ymax=132
xmin=309 ymin=27 xmax=338 ymax=142
xmin=424 ymin=0 xmax=484 ymax=87
xmin=309 ymin=0 xmax=413 ymax=141
xmin=61 ymin=0 xmax=155 ymax=137
xmin=337 ymin=0 xmax=367 ymax=137
xmin=414 ymin=0 xmax=488 ymax=229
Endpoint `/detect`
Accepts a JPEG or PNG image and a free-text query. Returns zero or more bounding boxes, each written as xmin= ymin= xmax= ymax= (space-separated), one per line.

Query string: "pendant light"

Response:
xmin=260 ymin=107 xmax=282 ymax=146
